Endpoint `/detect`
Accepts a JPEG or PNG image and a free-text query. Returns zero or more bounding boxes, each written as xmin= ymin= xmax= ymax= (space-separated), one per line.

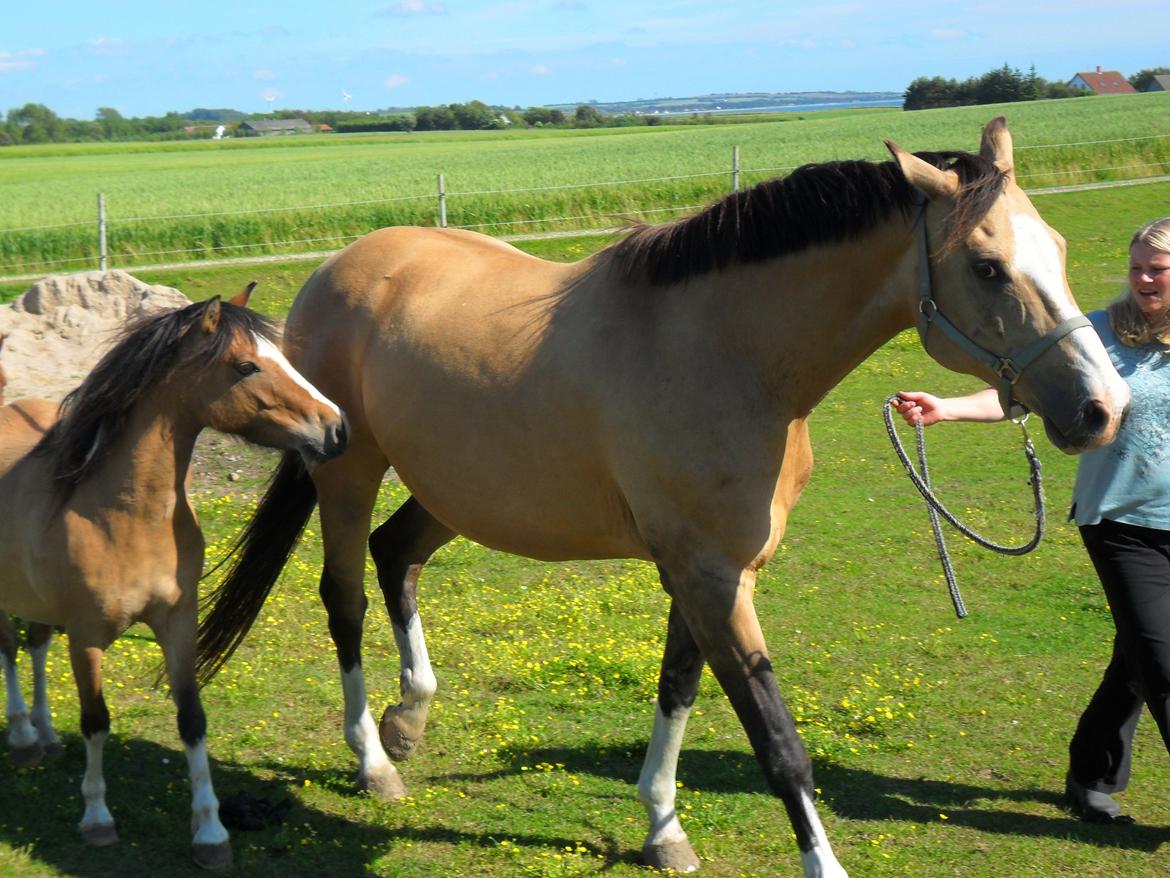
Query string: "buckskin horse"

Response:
xmin=0 ymin=289 xmax=347 ymax=869
xmin=195 ymin=118 xmax=1129 ymax=876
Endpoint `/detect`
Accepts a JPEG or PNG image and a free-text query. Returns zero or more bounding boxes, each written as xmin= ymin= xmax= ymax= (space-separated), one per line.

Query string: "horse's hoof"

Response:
xmin=9 ymin=740 xmax=45 ymax=769
xmin=357 ymin=764 xmax=408 ymax=802
xmin=643 ymin=839 xmax=700 ymax=873
xmin=378 ymin=703 xmax=424 ymax=761
xmin=193 ymin=840 xmax=233 ymax=871
xmin=80 ymin=823 xmax=119 ymax=847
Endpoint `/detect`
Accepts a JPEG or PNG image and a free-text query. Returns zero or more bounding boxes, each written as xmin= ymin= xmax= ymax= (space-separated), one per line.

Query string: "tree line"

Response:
xmin=903 ymin=64 xmax=1168 ymax=111
xmin=0 ymin=100 xmax=674 ymax=146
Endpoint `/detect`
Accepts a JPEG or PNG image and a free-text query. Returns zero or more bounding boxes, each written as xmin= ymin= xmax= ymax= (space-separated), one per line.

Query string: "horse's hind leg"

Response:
xmin=27 ymin=622 xmax=63 ymax=761
xmin=660 ymin=562 xmax=847 ymax=878
xmin=314 ymin=449 xmax=407 ymax=801
xmin=1 ymin=613 xmax=42 ymax=767
xmin=66 ymin=636 xmax=117 ymax=846
xmin=368 ymin=496 xmax=455 ymax=761
xmin=638 ymin=598 xmax=703 ymax=873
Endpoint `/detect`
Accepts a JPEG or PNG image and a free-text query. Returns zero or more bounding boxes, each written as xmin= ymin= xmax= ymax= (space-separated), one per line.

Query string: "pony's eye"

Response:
xmin=235 ymin=361 xmax=259 ymax=376
xmin=972 ymin=261 xmax=1001 ymax=281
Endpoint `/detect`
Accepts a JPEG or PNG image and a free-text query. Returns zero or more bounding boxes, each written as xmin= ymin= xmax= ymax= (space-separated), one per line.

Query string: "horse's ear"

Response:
xmin=200 ymin=296 xmax=222 ymax=334
xmin=978 ymin=115 xmax=1015 ymax=182
xmin=229 ymin=281 xmax=257 ymax=308
xmin=886 ymin=139 xmax=959 ymax=201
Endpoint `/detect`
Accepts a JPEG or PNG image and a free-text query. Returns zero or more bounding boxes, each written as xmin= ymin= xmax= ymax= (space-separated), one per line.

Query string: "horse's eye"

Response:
xmin=235 ymin=361 xmax=259 ymax=376
xmin=973 ymin=261 xmax=1000 ymax=281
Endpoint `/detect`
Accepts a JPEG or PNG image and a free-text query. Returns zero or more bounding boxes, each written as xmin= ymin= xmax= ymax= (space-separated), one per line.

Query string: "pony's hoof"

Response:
xmin=642 ymin=839 xmax=700 ymax=873
xmin=80 ymin=823 xmax=119 ymax=847
xmin=357 ymin=764 xmax=408 ymax=802
xmin=9 ymin=740 xmax=45 ymax=769
xmin=378 ymin=703 xmax=424 ymax=761
xmin=193 ymin=840 xmax=233 ymax=871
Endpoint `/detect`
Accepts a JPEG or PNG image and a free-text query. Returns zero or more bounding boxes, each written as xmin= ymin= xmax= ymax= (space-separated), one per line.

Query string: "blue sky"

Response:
xmin=2 ymin=1 xmax=1166 ymax=119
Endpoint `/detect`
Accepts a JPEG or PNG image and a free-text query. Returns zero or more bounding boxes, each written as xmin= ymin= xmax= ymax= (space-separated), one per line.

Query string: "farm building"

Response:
xmin=1143 ymin=74 xmax=1170 ymax=92
xmin=1068 ymin=67 xmax=1137 ymax=94
xmin=239 ymin=118 xmax=315 ymax=136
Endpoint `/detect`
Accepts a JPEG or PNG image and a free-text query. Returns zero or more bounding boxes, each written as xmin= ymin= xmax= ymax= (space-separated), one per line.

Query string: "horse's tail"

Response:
xmin=194 ymin=451 xmax=318 ymax=687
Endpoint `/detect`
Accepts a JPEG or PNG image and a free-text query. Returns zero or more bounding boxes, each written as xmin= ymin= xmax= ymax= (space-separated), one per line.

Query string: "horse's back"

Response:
xmin=0 ymin=398 xmax=58 ymax=476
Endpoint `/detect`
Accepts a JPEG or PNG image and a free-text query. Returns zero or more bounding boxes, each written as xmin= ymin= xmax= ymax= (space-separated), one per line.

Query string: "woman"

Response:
xmin=893 ymin=217 xmax=1170 ymax=825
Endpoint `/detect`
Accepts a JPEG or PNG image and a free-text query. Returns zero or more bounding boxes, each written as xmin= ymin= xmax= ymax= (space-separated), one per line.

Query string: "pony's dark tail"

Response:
xmin=194 ymin=452 xmax=318 ymax=687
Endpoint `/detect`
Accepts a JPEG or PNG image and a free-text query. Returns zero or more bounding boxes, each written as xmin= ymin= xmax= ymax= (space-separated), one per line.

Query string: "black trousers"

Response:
xmin=1069 ymin=518 xmax=1170 ymax=792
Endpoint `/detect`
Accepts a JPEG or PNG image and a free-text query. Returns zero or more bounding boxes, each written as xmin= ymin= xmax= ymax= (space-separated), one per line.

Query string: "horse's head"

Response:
xmin=887 ymin=117 xmax=1129 ymax=453
xmin=182 ymin=286 xmax=348 ymax=464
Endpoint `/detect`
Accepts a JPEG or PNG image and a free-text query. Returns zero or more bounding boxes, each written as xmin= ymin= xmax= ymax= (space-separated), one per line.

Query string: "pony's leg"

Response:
xmin=663 ymin=563 xmax=847 ymax=878
xmin=1 ymin=613 xmax=42 ymax=767
xmin=27 ymin=622 xmax=63 ymax=761
xmin=67 ymin=638 xmax=117 ymax=846
xmin=638 ymin=599 xmax=704 ymax=873
xmin=368 ymin=496 xmax=455 ymax=760
xmin=314 ymin=451 xmax=407 ymax=800
xmin=153 ymin=612 xmax=232 ymax=871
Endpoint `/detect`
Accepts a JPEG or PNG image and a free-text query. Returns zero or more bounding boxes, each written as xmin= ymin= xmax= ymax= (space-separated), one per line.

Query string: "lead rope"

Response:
xmin=883 ymin=395 xmax=1046 ymax=618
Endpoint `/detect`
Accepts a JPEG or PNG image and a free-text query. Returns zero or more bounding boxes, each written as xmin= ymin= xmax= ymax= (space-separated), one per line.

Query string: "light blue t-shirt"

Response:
xmin=1072 ymin=310 xmax=1170 ymax=528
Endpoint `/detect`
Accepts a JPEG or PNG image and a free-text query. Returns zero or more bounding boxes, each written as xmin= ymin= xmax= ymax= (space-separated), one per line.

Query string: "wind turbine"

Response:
xmin=342 ymin=90 xmax=352 ymax=106
xmin=261 ymin=91 xmax=277 ymax=113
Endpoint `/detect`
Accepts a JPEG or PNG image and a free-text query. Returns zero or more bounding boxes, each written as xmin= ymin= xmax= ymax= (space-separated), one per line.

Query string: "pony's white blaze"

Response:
xmin=254 ymin=335 xmax=341 ymax=416
xmin=1010 ymin=213 xmax=1079 ymax=320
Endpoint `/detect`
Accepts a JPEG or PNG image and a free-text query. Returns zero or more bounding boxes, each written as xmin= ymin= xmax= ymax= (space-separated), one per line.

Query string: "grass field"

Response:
xmin=2 ymin=147 xmax=1170 ymax=875
xmin=1 ymin=92 xmax=1169 ymax=277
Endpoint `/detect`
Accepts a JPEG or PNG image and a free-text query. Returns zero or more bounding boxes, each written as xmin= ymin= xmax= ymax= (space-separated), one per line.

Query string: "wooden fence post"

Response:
xmin=437 ymin=174 xmax=447 ymax=228
xmin=732 ymin=146 xmax=740 ymax=193
xmin=98 ymin=192 xmax=108 ymax=271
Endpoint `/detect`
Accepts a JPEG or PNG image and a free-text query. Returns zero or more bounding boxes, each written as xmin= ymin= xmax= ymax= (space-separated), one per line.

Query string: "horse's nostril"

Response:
xmin=1081 ymin=399 xmax=1111 ymax=438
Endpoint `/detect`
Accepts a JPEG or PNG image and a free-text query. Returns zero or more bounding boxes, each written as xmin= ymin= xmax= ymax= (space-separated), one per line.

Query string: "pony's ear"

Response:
xmin=229 ymin=281 xmax=257 ymax=308
xmin=886 ymin=139 xmax=959 ymax=201
xmin=200 ymin=296 xmax=223 ymax=334
xmin=978 ymin=115 xmax=1015 ymax=182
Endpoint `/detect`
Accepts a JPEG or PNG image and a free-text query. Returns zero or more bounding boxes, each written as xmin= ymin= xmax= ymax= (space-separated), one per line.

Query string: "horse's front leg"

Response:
xmin=1 ymin=612 xmax=42 ymax=767
xmin=369 ymin=497 xmax=455 ymax=761
xmin=153 ymin=606 xmax=231 ymax=870
xmin=638 ymin=597 xmax=704 ymax=872
xmin=27 ymin=622 xmax=63 ymax=761
xmin=315 ymin=458 xmax=407 ymax=800
xmin=660 ymin=561 xmax=847 ymax=878
xmin=66 ymin=636 xmax=117 ymax=847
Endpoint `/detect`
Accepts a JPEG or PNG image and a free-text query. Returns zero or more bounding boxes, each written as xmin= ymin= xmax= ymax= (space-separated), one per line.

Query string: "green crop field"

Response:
xmin=1 ymin=92 xmax=1168 ymax=278
xmin=2 ymin=117 xmax=1170 ymax=876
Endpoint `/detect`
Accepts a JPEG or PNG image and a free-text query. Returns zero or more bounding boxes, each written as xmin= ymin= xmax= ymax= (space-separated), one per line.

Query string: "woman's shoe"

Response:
xmin=1064 ymin=772 xmax=1135 ymax=824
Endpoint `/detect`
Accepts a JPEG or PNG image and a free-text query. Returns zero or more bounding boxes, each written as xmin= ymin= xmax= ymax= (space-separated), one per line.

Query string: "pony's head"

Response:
xmin=887 ymin=117 xmax=1129 ymax=452
xmin=171 ymin=284 xmax=348 ymax=461
xmin=39 ymin=284 xmax=347 ymax=499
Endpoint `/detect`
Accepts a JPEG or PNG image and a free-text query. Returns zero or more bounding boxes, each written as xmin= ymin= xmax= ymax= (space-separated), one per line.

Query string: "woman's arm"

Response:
xmin=890 ymin=387 xmax=1005 ymax=426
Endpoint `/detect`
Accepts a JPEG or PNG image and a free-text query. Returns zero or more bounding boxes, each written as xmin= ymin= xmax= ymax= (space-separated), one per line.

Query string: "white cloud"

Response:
xmin=384 ymin=73 xmax=409 ymax=89
xmin=0 ymin=48 xmax=45 ymax=73
xmin=529 ymin=64 xmax=552 ymax=76
xmin=382 ymin=0 xmax=446 ymax=15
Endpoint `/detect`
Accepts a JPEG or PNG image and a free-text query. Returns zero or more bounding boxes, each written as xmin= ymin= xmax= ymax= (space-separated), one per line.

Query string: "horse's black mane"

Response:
xmin=608 ymin=150 xmax=1006 ymax=286
xmin=35 ymin=298 xmax=279 ymax=501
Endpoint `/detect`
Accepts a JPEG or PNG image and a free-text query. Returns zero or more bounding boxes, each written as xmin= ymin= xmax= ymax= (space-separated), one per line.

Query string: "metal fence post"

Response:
xmin=732 ymin=146 xmax=740 ymax=193
xmin=98 ymin=192 xmax=108 ymax=271
xmin=437 ymin=174 xmax=447 ymax=228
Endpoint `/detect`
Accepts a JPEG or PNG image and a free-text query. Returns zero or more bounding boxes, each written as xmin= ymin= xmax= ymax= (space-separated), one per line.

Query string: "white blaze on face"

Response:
xmin=254 ymin=334 xmax=341 ymax=417
xmin=1010 ymin=213 xmax=1079 ymax=320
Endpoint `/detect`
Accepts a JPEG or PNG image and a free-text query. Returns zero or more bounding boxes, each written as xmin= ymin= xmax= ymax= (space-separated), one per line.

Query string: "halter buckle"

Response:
xmin=996 ymin=358 xmax=1021 ymax=384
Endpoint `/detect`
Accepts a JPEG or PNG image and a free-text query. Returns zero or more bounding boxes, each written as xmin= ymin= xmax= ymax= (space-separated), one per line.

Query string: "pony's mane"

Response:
xmin=607 ymin=150 xmax=1006 ymax=286
xmin=35 ymin=298 xmax=279 ymax=501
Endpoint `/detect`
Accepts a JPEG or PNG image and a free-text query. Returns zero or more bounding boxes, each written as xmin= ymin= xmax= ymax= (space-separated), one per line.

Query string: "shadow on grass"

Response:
xmin=484 ymin=742 xmax=1170 ymax=854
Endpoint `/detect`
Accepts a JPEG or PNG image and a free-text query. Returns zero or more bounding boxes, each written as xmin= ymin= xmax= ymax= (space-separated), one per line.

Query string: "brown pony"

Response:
xmin=196 ymin=119 xmax=1130 ymax=876
xmin=0 ymin=288 xmax=347 ymax=869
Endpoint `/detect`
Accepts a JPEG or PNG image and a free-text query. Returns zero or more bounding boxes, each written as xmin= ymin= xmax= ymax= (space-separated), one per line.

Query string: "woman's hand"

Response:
xmin=891 ymin=391 xmax=947 ymax=426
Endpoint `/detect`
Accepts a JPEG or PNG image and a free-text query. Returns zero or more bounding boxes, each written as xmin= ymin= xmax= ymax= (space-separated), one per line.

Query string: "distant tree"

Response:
xmin=1130 ymin=67 xmax=1170 ymax=91
xmin=974 ymin=64 xmax=1031 ymax=104
xmin=414 ymin=105 xmax=456 ymax=130
xmin=450 ymin=100 xmax=499 ymax=130
xmin=573 ymin=104 xmax=606 ymax=128
xmin=522 ymin=107 xmax=565 ymax=126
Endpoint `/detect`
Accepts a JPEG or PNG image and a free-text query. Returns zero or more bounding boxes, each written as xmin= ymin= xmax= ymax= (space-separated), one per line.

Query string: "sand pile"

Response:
xmin=0 ymin=270 xmax=191 ymax=401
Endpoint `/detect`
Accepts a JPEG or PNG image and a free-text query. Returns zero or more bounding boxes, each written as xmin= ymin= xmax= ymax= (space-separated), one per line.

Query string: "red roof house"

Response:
xmin=1068 ymin=67 xmax=1137 ymax=94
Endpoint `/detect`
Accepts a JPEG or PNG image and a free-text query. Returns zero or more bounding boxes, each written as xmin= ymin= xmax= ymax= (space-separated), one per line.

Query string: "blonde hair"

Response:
xmin=1107 ymin=217 xmax=1170 ymax=347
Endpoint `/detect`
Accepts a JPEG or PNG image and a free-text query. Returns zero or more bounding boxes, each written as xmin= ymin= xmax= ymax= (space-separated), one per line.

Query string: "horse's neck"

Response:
xmin=713 ymin=222 xmax=918 ymax=414
xmin=81 ymin=405 xmax=199 ymax=519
